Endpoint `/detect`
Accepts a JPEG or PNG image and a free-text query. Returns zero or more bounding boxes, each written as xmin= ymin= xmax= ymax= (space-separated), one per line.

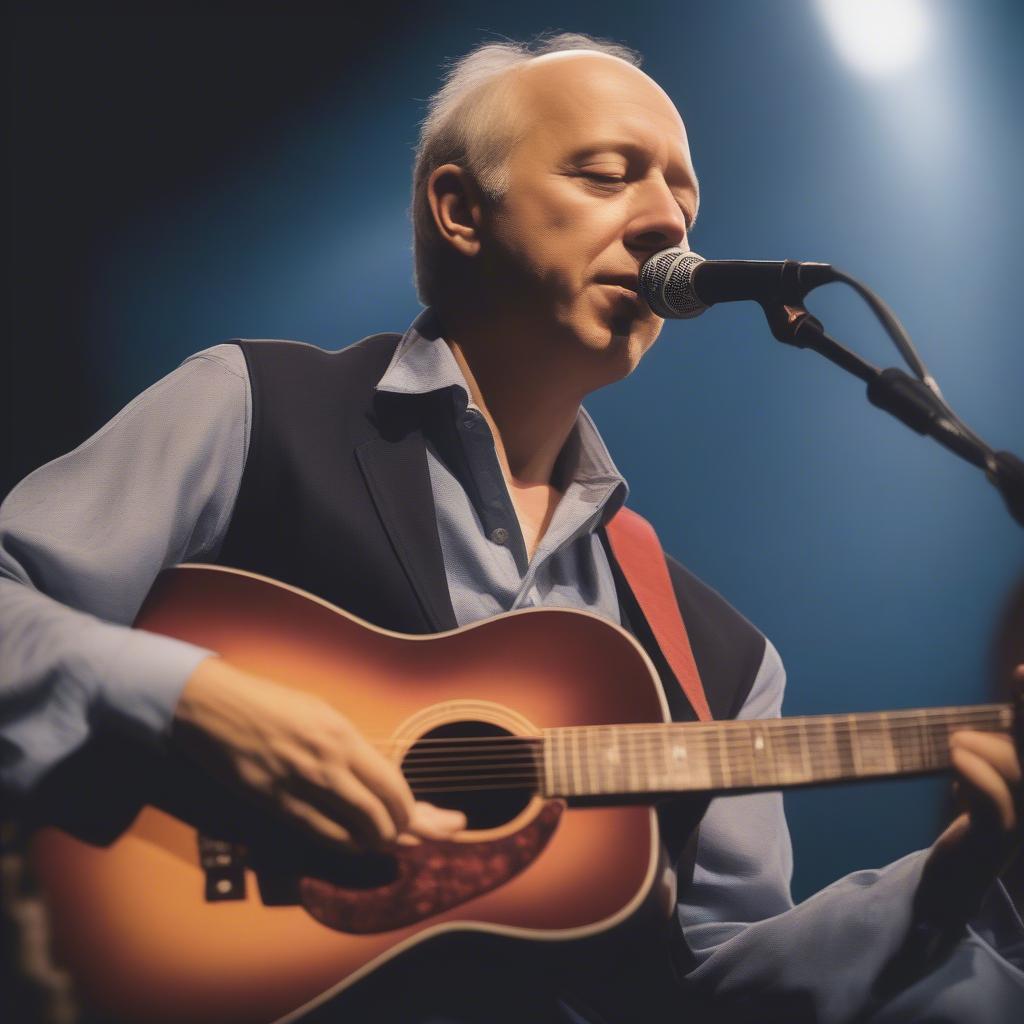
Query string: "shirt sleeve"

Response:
xmin=0 ymin=344 xmax=250 ymax=794
xmin=677 ymin=639 xmax=1024 ymax=1022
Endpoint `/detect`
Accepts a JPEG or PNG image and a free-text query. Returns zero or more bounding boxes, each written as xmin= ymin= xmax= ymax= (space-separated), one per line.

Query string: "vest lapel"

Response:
xmin=355 ymin=429 xmax=458 ymax=633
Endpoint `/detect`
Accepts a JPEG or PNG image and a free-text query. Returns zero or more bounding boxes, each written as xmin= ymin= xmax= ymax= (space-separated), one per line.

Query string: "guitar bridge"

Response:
xmin=198 ymin=834 xmax=247 ymax=901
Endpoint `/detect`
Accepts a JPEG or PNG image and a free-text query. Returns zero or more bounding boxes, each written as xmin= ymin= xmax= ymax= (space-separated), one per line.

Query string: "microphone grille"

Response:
xmin=639 ymin=248 xmax=707 ymax=319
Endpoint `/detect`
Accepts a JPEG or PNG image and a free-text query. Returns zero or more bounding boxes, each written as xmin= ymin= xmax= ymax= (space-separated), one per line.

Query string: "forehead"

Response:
xmin=510 ymin=52 xmax=692 ymax=170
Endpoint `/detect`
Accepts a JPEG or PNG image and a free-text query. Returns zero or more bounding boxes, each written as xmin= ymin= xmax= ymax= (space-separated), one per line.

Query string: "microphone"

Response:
xmin=639 ymin=248 xmax=836 ymax=319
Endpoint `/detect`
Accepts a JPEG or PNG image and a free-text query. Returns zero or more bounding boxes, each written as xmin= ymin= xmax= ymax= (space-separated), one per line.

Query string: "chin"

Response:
xmin=583 ymin=318 xmax=655 ymax=386
xmin=548 ymin=303 xmax=659 ymax=387
xmin=607 ymin=330 xmax=650 ymax=375
xmin=607 ymin=307 xmax=659 ymax=355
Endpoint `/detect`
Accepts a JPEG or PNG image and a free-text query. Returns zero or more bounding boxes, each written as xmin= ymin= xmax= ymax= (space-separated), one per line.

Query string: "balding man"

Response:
xmin=2 ymin=32 xmax=1022 ymax=1023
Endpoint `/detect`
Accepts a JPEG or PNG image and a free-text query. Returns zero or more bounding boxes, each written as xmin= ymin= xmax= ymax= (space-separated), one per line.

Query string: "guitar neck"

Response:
xmin=542 ymin=704 xmax=1013 ymax=799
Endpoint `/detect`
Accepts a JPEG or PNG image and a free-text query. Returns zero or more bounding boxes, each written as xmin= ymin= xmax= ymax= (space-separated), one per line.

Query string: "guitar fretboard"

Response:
xmin=540 ymin=705 xmax=1012 ymax=798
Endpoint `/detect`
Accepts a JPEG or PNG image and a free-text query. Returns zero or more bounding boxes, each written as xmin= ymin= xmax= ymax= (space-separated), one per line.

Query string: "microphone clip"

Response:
xmin=759 ymin=297 xmax=824 ymax=349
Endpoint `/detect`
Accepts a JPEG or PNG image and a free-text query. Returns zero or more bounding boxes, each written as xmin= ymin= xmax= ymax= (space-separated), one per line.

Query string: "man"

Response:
xmin=1 ymin=32 xmax=1022 ymax=1023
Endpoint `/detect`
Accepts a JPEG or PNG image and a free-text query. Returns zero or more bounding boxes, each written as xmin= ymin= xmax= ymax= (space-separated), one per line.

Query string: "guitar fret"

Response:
xmin=718 ymin=728 xmax=733 ymax=789
xmin=880 ymin=712 xmax=896 ymax=773
xmin=611 ymin=726 xmax=626 ymax=794
xmin=542 ymin=732 xmax=555 ymax=797
xmin=814 ymin=717 xmax=837 ymax=782
xmin=734 ymin=726 xmax=757 ymax=789
xmin=892 ymin=711 xmax=924 ymax=775
xmin=638 ymin=727 xmax=652 ymax=791
xmin=701 ymin=728 xmax=719 ymax=790
xmin=928 ymin=719 xmax=952 ymax=772
xmin=797 ymin=720 xmax=812 ymax=782
xmin=923 ymin=715 xmax=944 ymax=769
xmin=558 ymin=729 xmax=570 ymax=797
xmin=721 ymin=729 xmax=744 ymax=788
xmin=858 ymin=713 xmax=895 ymax=776
xmin=892 ymin=714 xmax=915 ymax=773
xmin=771 ymin=719 xmax=799 ymax=786
xmin=755 ymin=722 xmax=776 ymax=788
xmin=626 ymin=729 xmax=640 ymax=793
xmin=847 ymin=715 xmax=863 ymax=777
xmin=668 ymin=730 xmax=684 ymax=788
xmin=910 ymin=714 xmax=929 ymax=772
xmin=915 ymin=718 xmax=932 ymax=770
xmin=835 ymin=716 xmax=855 ymax=779
xmin=585 ymin=727 xmax=598 ymax=796
xmin=650 ymin=727 xmax=664 ymax=790
xmin=569 ymin=728 xmax=583 ymax=796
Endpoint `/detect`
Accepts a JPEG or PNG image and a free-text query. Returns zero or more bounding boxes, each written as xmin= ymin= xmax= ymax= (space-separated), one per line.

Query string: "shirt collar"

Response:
xmin=376 ymin=308 xmax=468 ymax=400
xmin=375 ymin=308 xmax=629 ymax=521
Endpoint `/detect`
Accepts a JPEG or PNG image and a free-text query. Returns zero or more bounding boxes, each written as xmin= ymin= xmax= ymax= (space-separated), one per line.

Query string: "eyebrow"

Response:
xmin=565 ymin=141 xmax=700 ymax=230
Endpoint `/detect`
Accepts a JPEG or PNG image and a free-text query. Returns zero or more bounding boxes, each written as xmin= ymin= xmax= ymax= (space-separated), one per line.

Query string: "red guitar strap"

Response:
xmin=605 ymin=507 xmax=713 ymax=723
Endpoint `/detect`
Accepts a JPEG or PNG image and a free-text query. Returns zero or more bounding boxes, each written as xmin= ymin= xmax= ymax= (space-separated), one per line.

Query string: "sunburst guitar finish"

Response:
xmin=30 ymin=565 xmax=1017 ymax=1022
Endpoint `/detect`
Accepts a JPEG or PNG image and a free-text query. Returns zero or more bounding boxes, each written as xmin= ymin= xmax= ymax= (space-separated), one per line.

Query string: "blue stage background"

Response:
xmin=9 ymin=2 xmax=1024 ymax=901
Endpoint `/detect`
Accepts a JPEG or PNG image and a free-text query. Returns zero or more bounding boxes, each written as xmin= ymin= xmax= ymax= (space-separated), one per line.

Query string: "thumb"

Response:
xmin=406 ymin=801 xmax=467 ymax=840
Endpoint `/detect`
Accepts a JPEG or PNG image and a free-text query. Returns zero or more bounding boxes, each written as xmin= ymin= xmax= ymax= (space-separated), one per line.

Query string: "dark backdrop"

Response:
xmin=8 ymin=2 xmax=1024 ymax=901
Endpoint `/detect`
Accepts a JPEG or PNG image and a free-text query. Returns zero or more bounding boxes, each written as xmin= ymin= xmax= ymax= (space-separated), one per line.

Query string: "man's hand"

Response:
xmin=917 ymin=665 xmax=1024 ymax=928
xmin=172 ymin=656 xmax=466 ymax=851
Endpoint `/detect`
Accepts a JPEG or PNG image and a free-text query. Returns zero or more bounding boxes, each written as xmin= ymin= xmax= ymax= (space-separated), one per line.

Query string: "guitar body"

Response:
xmin=29 ymin=565 xmax=676 ymax=1023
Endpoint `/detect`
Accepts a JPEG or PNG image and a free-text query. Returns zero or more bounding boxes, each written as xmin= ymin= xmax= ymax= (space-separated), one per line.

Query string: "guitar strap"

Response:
xmin=605 ymin=507 xmax=713 ymax=723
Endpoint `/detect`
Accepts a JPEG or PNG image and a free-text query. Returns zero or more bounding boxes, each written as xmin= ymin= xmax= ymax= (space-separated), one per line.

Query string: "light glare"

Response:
xmin=816 ymin=0 xmax=930 ymax=77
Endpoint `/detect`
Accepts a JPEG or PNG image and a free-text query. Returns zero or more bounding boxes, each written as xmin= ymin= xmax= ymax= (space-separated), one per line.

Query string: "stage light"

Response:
xmin=815 ymin=0 xmax=930 ymax=77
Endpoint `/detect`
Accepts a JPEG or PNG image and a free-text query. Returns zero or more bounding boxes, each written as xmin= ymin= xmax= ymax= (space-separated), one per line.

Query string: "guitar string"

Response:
xmin=391 ymin=730 xmax=1009 ymax=763
xmin=384 ymin=712 xmax=1010 ymax=765
xmin=394 ymin=718 xmax=1008 ymax=782
xmin=400 ymin=755 xmax=962 ymax=787
xmin=400 ymin=756 xmax=957 ymax=781
xmin=403 ymin=755 xmax=965 ymax=792
xmin=395 ymin=732 xmax=1009 ymax=777
xmin=399 ymin=757 xmax=958 ymax=786
xmin=401 ymin=764 xmax=957 ymax=782
xmin=396 ymin=733 xmax=988 ymax=787
xmin=396 ymin=727 xmax=1001 ymax=771
xmin=372 ymin=716 xmax=1003 ymax=749
xmin=368 ymin=706 xmax=1010 ymax=753
xmin=328 ymin=710 xmax=1011 ymax=791
xmin=403 ymin=763 xmax=969 ymax=796
xmin=394 ymin=715 xmax=1008 ymax=765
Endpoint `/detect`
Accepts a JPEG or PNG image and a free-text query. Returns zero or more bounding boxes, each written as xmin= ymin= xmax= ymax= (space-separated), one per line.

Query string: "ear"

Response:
xmin=426 ymin=163 xmax=486 ymax=258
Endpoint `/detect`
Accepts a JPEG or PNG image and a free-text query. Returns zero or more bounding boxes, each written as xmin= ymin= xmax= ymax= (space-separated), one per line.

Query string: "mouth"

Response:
xmin=596 ymin=275 xmax=640 ymax=296
xmin=595 ymin=276 xmax=650 ymax=317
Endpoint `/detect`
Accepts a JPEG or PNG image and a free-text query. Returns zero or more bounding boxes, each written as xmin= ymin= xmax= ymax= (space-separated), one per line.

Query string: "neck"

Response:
xmin=537 ymin=704 xmax=1014 ymax=800
xmin=440 ymin=309 xmax=582 ymax=487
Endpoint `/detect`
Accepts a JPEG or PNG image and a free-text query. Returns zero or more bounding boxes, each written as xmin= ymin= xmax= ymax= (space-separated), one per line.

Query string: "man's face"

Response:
xmin=480 ymin=52 xmax=698 ymax=383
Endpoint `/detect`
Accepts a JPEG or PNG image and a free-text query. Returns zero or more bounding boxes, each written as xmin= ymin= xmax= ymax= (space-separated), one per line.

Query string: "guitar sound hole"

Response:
xmin=402 ymin=721 xmax=539 ymax=830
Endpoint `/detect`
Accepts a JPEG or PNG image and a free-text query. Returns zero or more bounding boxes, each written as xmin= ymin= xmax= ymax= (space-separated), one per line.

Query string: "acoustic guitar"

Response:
xmin=28 ymin=564 xmax=1015 ymax=1023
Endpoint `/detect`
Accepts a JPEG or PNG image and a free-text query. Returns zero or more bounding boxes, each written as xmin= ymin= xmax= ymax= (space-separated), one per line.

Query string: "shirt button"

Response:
xmin=490 ymin=526 xmax=509 ymax=545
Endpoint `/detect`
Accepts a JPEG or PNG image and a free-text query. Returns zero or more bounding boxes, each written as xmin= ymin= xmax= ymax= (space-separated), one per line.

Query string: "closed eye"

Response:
xmin=577 ymin=172 xmax=696 ymax=229
xmin=579 ymin=172 xmax=627 ymax=194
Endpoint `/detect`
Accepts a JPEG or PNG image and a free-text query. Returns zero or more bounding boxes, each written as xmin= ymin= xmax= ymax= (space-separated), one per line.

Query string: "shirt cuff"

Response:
xmin=875 ymin=854 xmax=1024 ymax=1002
xmin=89 ymin=624 xmax=213 ymax=747
xmin=968 ymin=878 xmax=1024 ymax=970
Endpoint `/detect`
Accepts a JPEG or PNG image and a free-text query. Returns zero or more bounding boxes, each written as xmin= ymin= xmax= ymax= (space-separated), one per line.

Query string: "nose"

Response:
xmin=623 ymin=176 xmax=689 ymax=257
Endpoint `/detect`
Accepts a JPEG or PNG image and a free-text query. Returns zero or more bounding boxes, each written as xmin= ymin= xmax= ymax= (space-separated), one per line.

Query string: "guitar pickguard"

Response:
xmin=298 ymin=801 xmax=563 ymax=933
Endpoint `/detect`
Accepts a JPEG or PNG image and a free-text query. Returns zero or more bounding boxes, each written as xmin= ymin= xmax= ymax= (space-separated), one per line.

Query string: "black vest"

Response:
xmin=217 ymin=334 xmax=768 ymax=1022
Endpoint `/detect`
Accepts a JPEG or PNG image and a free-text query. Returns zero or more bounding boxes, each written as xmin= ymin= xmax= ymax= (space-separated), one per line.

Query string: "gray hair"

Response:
xmin=411 ymin=32 xmax=642 ymax=305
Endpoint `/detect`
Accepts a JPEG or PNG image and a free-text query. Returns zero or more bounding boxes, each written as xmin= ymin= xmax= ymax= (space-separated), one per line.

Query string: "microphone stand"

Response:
xmin=758 ymin=299 xmax=1024 ymax=529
